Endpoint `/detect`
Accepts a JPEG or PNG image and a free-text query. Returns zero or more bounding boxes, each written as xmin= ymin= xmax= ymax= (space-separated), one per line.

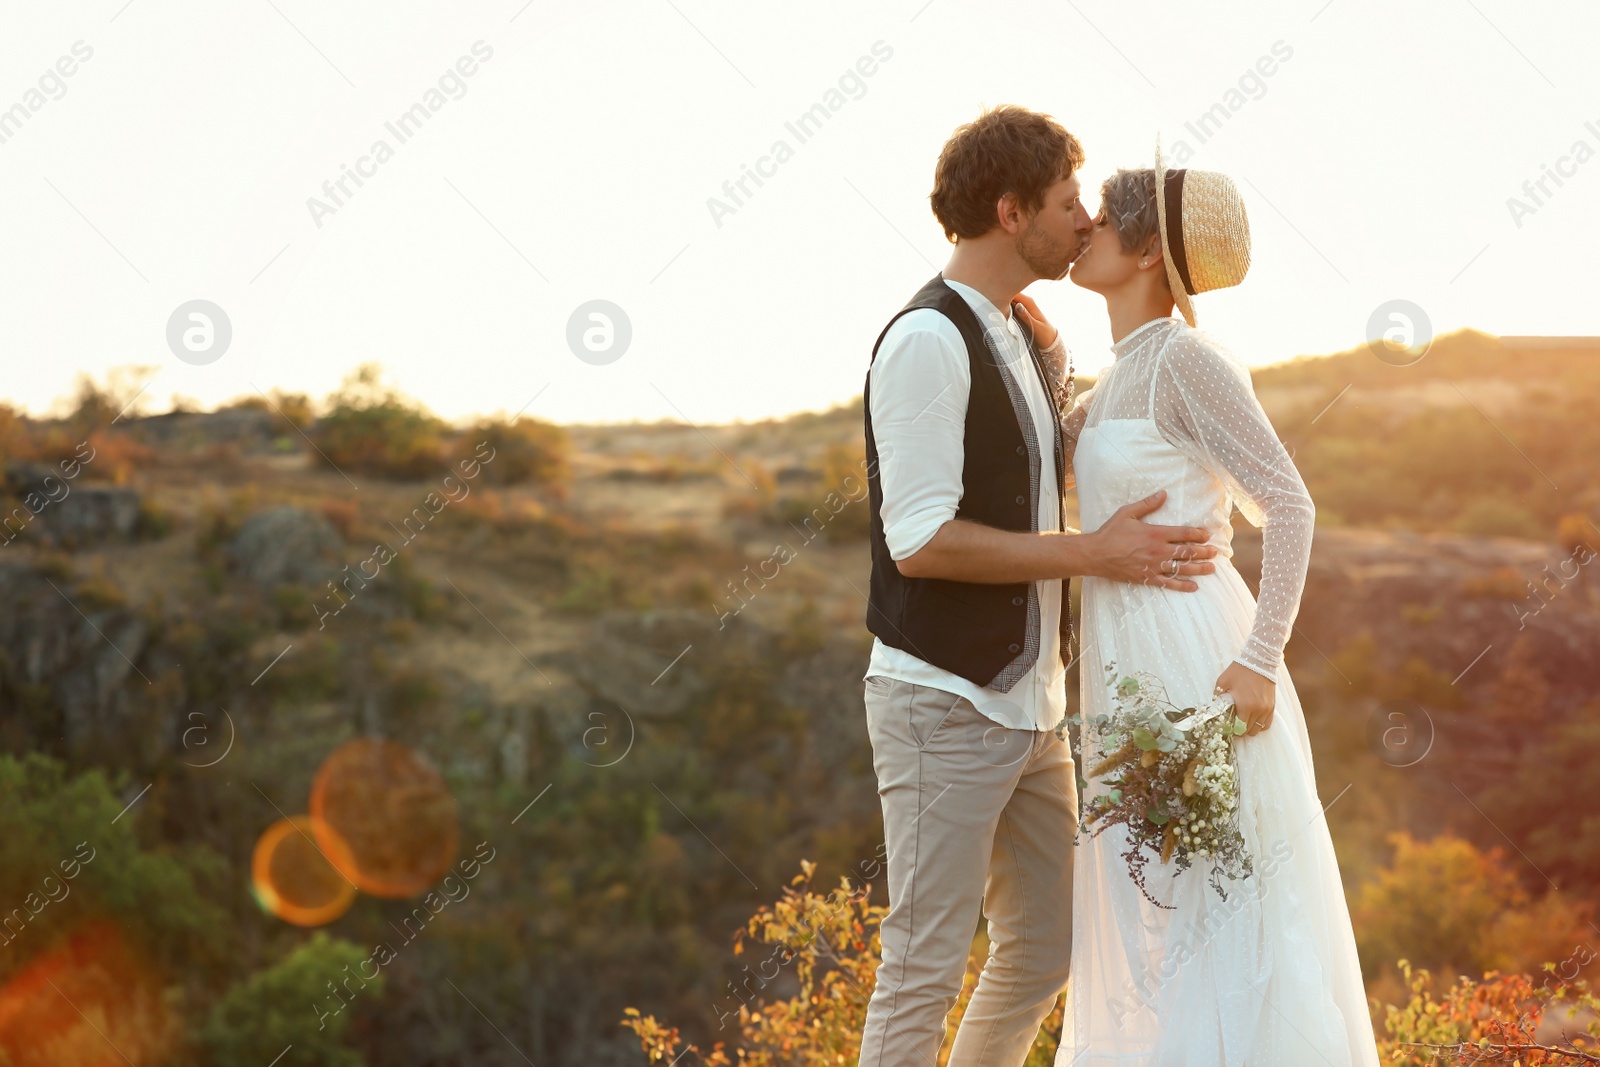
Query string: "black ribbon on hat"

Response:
xmin=1163 ymin=168 xmax=1196 ymax=296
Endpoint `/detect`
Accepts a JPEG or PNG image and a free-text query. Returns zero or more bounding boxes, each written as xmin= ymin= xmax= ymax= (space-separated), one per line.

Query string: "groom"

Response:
xmin=858 ymin=105 xmax=1221 ymax=1067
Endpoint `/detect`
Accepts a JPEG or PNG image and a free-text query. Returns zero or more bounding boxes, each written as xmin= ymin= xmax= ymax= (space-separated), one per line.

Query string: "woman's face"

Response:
xmin=1068 ymin=208 xmax=1142 ymax=294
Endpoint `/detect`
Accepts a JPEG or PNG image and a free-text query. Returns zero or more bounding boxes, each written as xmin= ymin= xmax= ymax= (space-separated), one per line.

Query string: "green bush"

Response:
xmin=203 ymin=933 xmax=383 ymax=1067
xmin=0 ymin=754 xmax=227 ymax=985
xmin=312 ymin=365 xmax=449 ymax=481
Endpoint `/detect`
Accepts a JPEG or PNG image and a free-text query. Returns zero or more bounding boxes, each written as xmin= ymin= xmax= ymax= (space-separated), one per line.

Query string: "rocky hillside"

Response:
xmin=2 ymin=332 xmax=1597 ymax=1064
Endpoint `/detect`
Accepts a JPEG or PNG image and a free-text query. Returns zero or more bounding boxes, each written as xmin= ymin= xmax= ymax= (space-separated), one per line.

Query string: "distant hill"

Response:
xmin=565 ymin=329 xmax=1600 ymax=543
xmin=1246 ymin=331 xmax=1600 ymax=539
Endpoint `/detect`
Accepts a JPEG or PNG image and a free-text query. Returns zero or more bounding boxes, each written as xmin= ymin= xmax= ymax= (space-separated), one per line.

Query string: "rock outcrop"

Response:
xmin=0 ymin=561 xmax=150 ymax=744
xmin=3 ymin=461 xmax=141 ymax=548
xmin=226 ymin=506 xmax=344 ymax=588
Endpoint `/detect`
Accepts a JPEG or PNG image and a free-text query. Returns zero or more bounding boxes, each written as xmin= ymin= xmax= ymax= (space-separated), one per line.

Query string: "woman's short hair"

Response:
xmin=930 ymin=105 xmax=1084 ymax=242
xmin=1100 ymin=168 xmax=1161 ymax=254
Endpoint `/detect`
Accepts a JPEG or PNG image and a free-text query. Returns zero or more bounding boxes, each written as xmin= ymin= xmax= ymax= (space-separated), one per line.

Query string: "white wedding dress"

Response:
xmin=1054 ymin=317 xmax=1379 ymax=1066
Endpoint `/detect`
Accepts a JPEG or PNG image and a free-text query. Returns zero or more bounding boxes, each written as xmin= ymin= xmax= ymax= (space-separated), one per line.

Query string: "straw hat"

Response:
xmin=1153 ymin=139 xmax=1251 ymax=326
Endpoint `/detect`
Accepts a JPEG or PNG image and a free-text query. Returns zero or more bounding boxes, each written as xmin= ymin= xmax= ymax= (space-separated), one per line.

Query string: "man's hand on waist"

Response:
xmin=1077 ymin=490 xmax=1218 ymax=592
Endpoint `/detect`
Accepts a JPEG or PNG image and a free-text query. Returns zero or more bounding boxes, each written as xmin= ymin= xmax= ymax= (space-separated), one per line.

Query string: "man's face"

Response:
xmin=1016 ymin=174 xmax=1093 ymax=281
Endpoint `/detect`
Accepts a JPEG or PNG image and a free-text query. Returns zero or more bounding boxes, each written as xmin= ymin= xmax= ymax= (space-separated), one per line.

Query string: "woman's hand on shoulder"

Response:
xmin=1012 ymin=293 xmax=1058 ymax=349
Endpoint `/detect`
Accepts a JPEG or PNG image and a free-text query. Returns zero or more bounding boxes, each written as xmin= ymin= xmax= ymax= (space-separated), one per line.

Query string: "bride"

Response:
xmin=1027 ymin=146 xmax=1381 ymax=1066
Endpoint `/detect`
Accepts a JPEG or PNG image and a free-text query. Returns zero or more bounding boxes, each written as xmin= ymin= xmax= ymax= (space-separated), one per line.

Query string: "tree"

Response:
xmin=1353 ymin=833 xmax=1591 ymax=986
xmin=0 ymin=755 xmax=231 ymax=1065
xmin=0 ymin=754 xmax=227 ymax=985
xmin=203 ymin=933 xmax=383 ymax=1067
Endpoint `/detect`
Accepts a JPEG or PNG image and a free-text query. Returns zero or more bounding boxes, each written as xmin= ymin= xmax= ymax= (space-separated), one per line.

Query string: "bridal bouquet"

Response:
xmin=1057 ymin=665 xmax=1252 ymax=908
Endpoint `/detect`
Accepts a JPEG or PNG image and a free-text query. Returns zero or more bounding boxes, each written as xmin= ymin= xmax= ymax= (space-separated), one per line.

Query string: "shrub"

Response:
xmin=202 ymin=933 xmax=382 ymax=1067
xmin=77 ymin=429 xmax=154 ymax=485
xmin=623 ymin=848 xmax=1598 ymax=1067
xmin=722 ymin=460 xmax=778 ymax=523
xmin=817 ymin=442 xmax=872 ymax=541
xmin=260 ymin=636 xmax=345 ymax=703
xmin=470 ymin=416 xmax=571 ymax=491
xmin=1461 ymin=566 xmax=1529 ymax=600
xmin=273 ymin=583 xmax=317 ymax=630
xmin=558 ymin=564 xmax=620 ymax=615
xmin=225 ymin=390 xmax=314 ymax=430
xmin=135 ymin=497 xmax=174 ymax=540
xmin=66 ymin=366 xmax=157 ymax=435
xmin=312 ymin=365 xmax=449 ymax=481
xmin=1353 ymin=833 xmax=1592 ymax=984
xmin=72 ymin=572 xmax=127 ymax=611
xmin=1379 ymin=962 xmax=1599 ymax=1065
xmin=1451 ymin=499 xmax=1544 ymax=540
xmin=196 ymin=489 xmax=261 ymax=557
xmin=0 ymin=754 xmax=227 ymax=983
xmin=770 ymin=446 xmax=873 ymax=544
xmin=622 ymin=861 xmax=1065 ymax=1067
xmin=387 ymin=553 xmax=442 ymax=621
xmin=623 ymin=861 xmax=887 ymax=1066
xmin=317 ymin=498 xmax=359 ymax=540
xmin=0 ymin=403 xmax=36 ymax=463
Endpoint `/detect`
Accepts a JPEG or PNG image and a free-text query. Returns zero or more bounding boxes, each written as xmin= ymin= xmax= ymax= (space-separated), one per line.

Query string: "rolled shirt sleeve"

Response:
xmin=868 ymin=310 xmax=971 ymax=561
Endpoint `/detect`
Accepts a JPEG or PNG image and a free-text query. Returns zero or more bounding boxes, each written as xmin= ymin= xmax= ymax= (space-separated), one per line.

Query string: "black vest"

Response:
xmin=863 ymin=275 xmax=1071 ymax=688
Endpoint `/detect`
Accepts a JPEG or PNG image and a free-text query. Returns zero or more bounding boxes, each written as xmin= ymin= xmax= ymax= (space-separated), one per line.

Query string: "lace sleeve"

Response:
xmin=1037 ymin=334 xmax=1083 ymax=488
xmin=1059 ymin=385 xmax=1093 ymax=491
xmin=1152 ymin=331 xmax=1315 ymax=680
xmin=1036 ymin=334 xmax=1072 ymax=406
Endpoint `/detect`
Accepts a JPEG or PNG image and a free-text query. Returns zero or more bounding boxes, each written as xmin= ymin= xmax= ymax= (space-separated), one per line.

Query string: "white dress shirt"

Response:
xmin=865 ymin=278 xmax=1067 ymax=733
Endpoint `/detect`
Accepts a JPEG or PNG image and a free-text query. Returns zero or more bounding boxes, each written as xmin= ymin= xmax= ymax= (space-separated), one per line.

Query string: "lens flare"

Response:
xmin=0 ymin=921 xmax=178 ymax=1066
xmin=250 ymin=815 xmax=358 ymax=926
xmin=310 ymin=738 xmax=459 ymax=898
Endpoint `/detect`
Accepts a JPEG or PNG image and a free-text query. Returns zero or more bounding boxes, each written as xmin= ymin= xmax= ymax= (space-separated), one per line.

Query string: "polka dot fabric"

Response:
xmin=1080 ymin=316 xmax=1314 ymax=680
xmin=1061 ymin=315 xmax=1375 ymax=1065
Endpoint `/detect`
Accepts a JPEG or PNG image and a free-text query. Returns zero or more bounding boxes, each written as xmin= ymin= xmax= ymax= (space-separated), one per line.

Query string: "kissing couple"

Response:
xmin=857 ymin=105 xmax=1380 ymax=1066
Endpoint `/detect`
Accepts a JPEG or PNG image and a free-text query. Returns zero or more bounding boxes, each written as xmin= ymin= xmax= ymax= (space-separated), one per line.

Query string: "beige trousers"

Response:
xmin=857 ymin=675 xmax=1078 ymax=1067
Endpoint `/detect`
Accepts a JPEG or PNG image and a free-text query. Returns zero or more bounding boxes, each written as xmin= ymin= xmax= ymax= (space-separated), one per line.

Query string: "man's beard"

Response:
xmin=1017 ymin=225 xmax=1079 ymax=281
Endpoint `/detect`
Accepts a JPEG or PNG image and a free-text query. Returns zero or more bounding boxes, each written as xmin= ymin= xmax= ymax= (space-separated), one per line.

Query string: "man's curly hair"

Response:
xmin=929 ymin=105 xmax=1085 ymax=242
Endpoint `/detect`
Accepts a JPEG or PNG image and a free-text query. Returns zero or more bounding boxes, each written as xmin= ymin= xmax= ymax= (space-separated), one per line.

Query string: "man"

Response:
xmin=858 ymin=105 xmax=1220 ymax=1067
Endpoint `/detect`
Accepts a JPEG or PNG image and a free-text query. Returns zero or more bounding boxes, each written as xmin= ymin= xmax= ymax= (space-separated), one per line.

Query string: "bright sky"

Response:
xmin=2 ymin=0 xmax=1597 ymax=426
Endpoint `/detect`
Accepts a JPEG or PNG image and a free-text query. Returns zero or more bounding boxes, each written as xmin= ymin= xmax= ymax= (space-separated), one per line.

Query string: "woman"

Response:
xmin=1028 ymin=147 xmax=1380 ymax=1066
